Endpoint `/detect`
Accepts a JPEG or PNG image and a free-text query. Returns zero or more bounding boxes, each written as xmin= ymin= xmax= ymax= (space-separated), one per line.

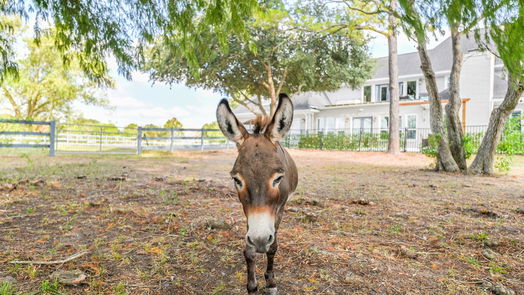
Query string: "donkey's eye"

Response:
xmin=232 ymin=177 xmax=242 ymax=188
xmin=273 ymin=175 xmax=284 ymax=187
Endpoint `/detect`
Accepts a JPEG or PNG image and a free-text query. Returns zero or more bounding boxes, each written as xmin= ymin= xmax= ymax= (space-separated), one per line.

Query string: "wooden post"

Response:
xmin=201 ymin=128 xmax=205 ymax=151
xmin=99 ymin=127 xmax=103 ymax=152
xmin=170 ymin=128 xmax=174 ymax=152
xmin=49 ymin=121 xmax=56 ymax=156
xmin=137 ymin=127 xmax=142 ymax=155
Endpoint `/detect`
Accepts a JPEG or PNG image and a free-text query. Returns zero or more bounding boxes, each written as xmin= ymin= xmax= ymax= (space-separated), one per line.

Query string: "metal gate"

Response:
xmin=55 ymin=123 xmax=137 ymax=154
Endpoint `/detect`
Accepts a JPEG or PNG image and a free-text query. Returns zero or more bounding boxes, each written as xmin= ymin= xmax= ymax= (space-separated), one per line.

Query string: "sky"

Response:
xmin=76 ymin=31 xmax=448 ymax=128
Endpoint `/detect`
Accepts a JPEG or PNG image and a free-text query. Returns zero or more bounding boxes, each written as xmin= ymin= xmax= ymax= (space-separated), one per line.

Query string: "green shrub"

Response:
xmin=421 ymin=133 xmax=440 ymax=158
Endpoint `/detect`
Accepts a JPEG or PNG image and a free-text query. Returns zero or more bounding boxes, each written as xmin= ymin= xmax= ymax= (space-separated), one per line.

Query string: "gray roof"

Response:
xmin=372 ymin=33 xmax=482 ymax=79
xmin=233 ymin=91 xmax=332 ymax=114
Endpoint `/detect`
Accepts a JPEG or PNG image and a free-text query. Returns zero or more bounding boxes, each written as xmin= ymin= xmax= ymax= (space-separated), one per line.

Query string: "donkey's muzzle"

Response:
xmin=246 ymin=233 xmax=275 ymax=253
xmin=246 ymin=211 xmax=276 ymax=253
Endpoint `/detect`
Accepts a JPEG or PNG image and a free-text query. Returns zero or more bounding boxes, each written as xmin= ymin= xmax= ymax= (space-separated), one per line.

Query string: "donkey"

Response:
xmin=216 ymin=94 xmax=298 ymax=295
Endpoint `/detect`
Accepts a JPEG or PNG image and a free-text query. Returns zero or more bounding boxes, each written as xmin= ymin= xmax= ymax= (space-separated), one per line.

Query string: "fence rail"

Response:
xmin=1 ymin=120 xmax=522 ymax=155
xmin=0 ymin=119 xmax=55 ymax=155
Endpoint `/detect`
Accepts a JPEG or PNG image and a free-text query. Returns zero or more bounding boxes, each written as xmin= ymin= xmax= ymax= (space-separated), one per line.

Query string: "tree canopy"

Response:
xmin=0 ymin=0 xmax=259 ymax=84
xmin=145 ymin=4 xmax=373 ymax=116
xmin=1 ymin=31 xmax=111 ymax=121
xmin=164 ymin=117 xmax=183 ymax=129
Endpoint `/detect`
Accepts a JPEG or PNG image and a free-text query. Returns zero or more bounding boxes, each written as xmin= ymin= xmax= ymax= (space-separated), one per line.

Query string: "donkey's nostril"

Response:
xmin=268 ymin=235 xmax=273 ymax=243
xmin=247 ymin=236 xmax=254 ymax=246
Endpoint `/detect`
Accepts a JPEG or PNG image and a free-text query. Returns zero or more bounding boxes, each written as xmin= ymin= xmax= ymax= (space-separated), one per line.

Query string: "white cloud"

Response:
xmin=74 ymin=93 xmax=219 ymax=128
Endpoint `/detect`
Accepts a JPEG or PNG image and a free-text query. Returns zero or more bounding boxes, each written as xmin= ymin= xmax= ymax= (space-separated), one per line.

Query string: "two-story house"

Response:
xmin=234 ymin=33 xmax=524 ymax=139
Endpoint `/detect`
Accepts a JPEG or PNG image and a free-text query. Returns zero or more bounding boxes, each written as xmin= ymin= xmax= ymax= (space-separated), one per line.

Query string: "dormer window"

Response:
xmin=363 ymin=86 xmax=371 ymax=102
xmin=407 ymin=81 xmax=417 ymax=99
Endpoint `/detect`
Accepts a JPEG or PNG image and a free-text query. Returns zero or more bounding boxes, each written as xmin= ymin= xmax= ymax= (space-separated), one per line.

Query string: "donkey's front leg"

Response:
xmin=244 ymin=245 xmax=258 ymax=294
xmin=264 ymin=234 xmax=278 ymax=295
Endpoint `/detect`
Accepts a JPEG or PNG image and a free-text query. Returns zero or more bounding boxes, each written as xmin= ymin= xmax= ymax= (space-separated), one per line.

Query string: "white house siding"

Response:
xmin=312 ymin=103 xmax=430 ymax=132
xmin=460 ymin=52 xmax=493 ymax=126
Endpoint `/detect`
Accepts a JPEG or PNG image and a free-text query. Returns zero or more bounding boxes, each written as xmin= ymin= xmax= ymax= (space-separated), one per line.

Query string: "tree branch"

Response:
xmin=10 ymin=251 xmax=89 ymax=265
xmin=231 ymin=94 xmax=259 ymax=115
xmin=2 ymin=86 xmax=22 ymax=118
xmin=276 ymin=67 xmax=288 ymax=96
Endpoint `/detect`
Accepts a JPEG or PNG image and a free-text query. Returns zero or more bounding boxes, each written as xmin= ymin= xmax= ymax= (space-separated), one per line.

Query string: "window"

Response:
xmin=399 ymin=82 xmax=404 ymax=96
xmin=363 ymin=86 xmax=371 ymax=102
xmin=353 ymin=117 xmax=373 ymax=133
xmin=376 ymin=84 xmax=389 ymax=102
xmin=317 ymin=118 xmax=325 ymax=131
xmin=406 ymin=115 xmax=417 ymax=139
xmin=380 ymin=86 xmax=388 ymax=101
xmin=326 ymin=117 xmax=336 ymax=132
xmin=381 ymin=116 xmax=389 ymax=134
xmin=335 ymin=118 xmax=345 ymax=131
xmin=407 ymin=81 xmax=417 ymax=99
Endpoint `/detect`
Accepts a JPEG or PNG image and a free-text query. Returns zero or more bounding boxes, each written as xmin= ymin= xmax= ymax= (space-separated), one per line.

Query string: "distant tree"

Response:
xmin=123 ymin=123 xmax=139 ymax=135
xmin=202 ymin=121 xmax=222 ymax=137
xmin=1 ymin=1 xmax=259 ymax=83
xmin=145 ymin=5 xmax=372 ymax=116
xmin=470 ymin=0 xmax=524 ymax=174
xmin=321 ymin=0 xmax=400 ymax=154
xmin=142 ymin=124 xmax=162 ymax=138
xmin=65 ymin=117 xmax=119 ymax=133
xmin=164 ymin=117 xmax=183 ymax=129
xmin=0 ymin=31 xmax=111 ymax=121
xmin=397 ymin=0 xmax=505 ymax=172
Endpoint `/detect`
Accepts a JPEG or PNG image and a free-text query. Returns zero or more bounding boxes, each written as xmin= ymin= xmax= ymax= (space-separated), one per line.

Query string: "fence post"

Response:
xmin=358 ymin=129 xmax=363 ymax=151
xmin=201 ymin=128 xmax=205 ymax=151
xmin=137 ymin=127 xmax=142 ymax=155
xmin=169 ymin=128 xmax=174 ymax=152
xmin=49 ymin=120 xmax=56 ymax=156
xmin=404 ymin=128 xmax=408 ymax=152
xmin=99 ymin=127 xmax=103 ymax=152
xmin=319 ymin=131 xmax=324 ymax=150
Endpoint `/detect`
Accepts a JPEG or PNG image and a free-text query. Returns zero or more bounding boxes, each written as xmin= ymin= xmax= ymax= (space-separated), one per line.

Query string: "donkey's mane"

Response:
xmin=250 ymin=114 xmax=269 ymax=134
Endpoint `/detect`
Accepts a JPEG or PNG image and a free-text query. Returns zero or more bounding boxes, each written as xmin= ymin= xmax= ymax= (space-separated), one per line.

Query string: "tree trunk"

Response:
xmin=417 ymin=42 xmax=460 ymax=172
xmin=445 ymin=28 xmax=467 ymax=170
xmin=387 ymin=0 xmax=400 ymax=154
xmin=470 ymin=74 xmax=524 ymax=174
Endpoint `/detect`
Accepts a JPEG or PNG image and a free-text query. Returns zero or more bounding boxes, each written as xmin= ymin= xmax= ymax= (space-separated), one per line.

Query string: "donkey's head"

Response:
xmin=216 ymin=94 xmax=294 ymax=253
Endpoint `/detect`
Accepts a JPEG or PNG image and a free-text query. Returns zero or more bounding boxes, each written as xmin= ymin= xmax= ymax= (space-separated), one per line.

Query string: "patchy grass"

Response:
xmin=0 ymin=150 xmax=523 ymax=294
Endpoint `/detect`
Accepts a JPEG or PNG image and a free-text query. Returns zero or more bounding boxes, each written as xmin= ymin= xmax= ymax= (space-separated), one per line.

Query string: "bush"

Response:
xmin=421 ymin=133 xmax=440 ymax=158
xmin=297 ymin=132 xmax=386 ymax=150
xmin=497 ymin=116 xmax=524 ymax=155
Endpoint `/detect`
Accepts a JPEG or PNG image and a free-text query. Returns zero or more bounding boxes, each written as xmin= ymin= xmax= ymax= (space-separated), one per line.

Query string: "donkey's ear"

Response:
xmin=266 ymin=93 xmax=294 ymax=143
xmin=216 ymin=99 xmax=248 ymax=145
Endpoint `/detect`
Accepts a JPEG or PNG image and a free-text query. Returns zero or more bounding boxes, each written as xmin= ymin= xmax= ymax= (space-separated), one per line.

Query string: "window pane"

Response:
xmin=364 ymin=86 xmax=371 ymax=102
xmin=326 ymin=118 xmax=335 ymax=131
xmin=399 ymin=82 xmax=404 ymax=96
xmin=407 ymin=115 xmax=416 ymax=128
xmin=381 ymin=86 xmax=388 ymax=101
xmin=381 ymin=116 xmax=389 ymax=130
xmin=407 ymin=81 xmax=417 ymax=99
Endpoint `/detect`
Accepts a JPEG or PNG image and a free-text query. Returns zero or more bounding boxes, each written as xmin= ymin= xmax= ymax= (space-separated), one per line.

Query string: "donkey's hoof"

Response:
xmin=264 ymin=287 xmax=278 ymax=295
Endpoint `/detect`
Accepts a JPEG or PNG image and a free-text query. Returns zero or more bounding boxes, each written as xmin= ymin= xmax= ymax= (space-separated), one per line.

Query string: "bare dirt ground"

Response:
xmin=0 ymin=150 xmax=523 ymax=295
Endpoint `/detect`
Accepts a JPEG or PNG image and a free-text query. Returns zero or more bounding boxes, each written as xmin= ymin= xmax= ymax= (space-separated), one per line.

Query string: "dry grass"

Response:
xmin=0 ymin=150 xmax=523 ymax=295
